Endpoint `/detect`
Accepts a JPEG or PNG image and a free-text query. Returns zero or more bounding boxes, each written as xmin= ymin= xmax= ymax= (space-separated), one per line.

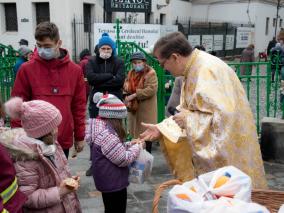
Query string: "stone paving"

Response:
xmin=69 ymin=142 xmax=284 ymax=213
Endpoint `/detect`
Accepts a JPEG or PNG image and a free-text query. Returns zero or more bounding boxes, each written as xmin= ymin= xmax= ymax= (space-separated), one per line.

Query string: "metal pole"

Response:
xmin=224 ymin=23 xmax=228 ymax=57
xmin=88 ymin=22 xmax=91 ymax=53
xmin=115 ymin=19 xmax=121 ymax=55
xmin=103 ymin=0 xmax=106 ymax=23
xmin=73 ymin=16 xmax=77 ymax=62
xmin=275 ymin=0 xmax=281 ymax=38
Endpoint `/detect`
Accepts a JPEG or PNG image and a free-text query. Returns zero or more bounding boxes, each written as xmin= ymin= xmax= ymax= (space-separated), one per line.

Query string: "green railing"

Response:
xmin=0 ymin=44 xmax=17 ymax=102
xmin=117 ymin=41 xmax=166 ymax=122
xmin=228 ymin=61 xmax=280 ymax=133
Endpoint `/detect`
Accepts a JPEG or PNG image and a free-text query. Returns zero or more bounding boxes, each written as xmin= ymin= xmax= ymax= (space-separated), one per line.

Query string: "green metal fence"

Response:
xmin=0 ymin=44 xmax=17 ymax=102
xmin=0 ymin=20 xmax=283 ymax=135
xmin=228 ymin=61 xmax=281 ymax=133
xmin=117 ymin=41 xmax=281 ymax=134
xmin=117 ymin=41 xmax=166 ymax=122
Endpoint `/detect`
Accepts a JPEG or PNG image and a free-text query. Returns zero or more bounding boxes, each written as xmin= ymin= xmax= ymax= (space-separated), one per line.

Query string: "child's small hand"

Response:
xmin=130 ymin=139 xmax=143 ymax=145
xmin=58 ymin=178 xmax=79 ymax=197
xmin=72 ymin=176 xmax=81 ymax=185
xmin=58 ymin=181 xmax=72 ymax=197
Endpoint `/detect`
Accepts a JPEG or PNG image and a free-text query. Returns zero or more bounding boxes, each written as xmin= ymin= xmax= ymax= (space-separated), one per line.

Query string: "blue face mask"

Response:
xmin=38 ymin=47 xmax=57 ymax=60
xmin=134 ymin=65 xmax=144 ymax=72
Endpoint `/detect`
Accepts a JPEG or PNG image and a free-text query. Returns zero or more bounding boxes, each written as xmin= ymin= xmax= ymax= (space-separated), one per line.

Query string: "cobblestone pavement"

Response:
xmin=69 ymin=143 xmax=284 ymax=213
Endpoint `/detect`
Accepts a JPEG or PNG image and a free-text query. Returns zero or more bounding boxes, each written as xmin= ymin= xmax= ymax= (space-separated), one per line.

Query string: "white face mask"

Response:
xmin=99 ymin=51 xmax=112 ymax=60
xmin=38 ymin=47 xmax=57 ymax=60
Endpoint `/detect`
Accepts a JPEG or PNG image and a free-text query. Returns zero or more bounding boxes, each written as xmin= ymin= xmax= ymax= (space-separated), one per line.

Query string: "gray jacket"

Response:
xmin=166 ymin=77 xmax=184 ymax=117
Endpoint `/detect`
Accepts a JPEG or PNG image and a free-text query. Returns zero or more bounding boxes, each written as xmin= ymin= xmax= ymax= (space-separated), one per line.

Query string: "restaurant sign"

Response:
xmin=105 ymin=0 xmax=152 ymax=13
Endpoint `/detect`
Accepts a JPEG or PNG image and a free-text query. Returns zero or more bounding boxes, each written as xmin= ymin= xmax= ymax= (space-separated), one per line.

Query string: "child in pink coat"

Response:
xmin=3 ymin=97 xmax=82 ymax=213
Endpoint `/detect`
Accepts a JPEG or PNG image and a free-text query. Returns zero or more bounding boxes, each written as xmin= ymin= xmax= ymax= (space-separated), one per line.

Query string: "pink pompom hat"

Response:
xmin=4 ymin=97 xmax=62 ymax=138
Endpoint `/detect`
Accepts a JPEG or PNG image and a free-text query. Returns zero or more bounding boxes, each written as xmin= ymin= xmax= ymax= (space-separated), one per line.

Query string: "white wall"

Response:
xmin=191 ymin=1 xmax=284 ymax=54
xmin=0 ymin=0 xmax=36 ymax=50
xmin=0 ymin=0 xmax=100 ymax=56
xmin=254 ymin=2 xmax=284 ymax=53
xmin=192 ymin=2 xmax=256 ymax=23
xmin=153 ymin=0 xmax=192 ymax=25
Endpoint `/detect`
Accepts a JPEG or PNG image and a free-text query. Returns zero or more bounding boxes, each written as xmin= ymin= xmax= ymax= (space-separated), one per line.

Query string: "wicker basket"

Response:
xmin=152 ymin=179 xmax=284 ymax=213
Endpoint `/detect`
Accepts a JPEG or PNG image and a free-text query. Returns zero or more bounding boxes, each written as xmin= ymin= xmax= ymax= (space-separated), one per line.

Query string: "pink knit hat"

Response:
xmin=4 ymin=97 xmax=62 ymax=138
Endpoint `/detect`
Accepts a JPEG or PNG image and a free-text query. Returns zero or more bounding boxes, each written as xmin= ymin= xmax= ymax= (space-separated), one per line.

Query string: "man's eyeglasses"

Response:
xmin=159 ymin=57 xmax=170 ymax=69
xmin=157 ymin=53 xmax=173 ymax=68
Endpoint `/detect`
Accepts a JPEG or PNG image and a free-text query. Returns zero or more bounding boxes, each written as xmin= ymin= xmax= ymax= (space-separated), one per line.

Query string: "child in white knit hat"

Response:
xmin=85 ymin=92 xmax=143 ymax=213
xmin=1 ymin=97 xmax=82 ymax=213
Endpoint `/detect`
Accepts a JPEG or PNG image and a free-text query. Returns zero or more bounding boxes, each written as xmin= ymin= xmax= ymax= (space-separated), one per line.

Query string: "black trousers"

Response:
xmin=63 ymin=149 xmax=69 ymax=159
xmin=102 ymin=188 xmax=127 ymax=213
xmin=145 ymin=141 xmax=152 ymax=153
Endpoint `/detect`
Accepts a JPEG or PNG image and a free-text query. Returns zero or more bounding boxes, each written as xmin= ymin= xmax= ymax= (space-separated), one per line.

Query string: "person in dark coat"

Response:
xmin=86 ymin=33 xmax=125 ymax=118
xmin=240 ymin=44 xmax=255 ymax=76
xmin=166 ymin=76 xmax=184 ymax=117
xmin=194 ymin=45 xmax=206 ymax=51
xmin=13 ymin=46 xmax=32 ymax=76
xmin=18 ymin=39 xmax=29 ymax=47
xmin=79 ymin=49 xmax=91 ymax=101
xmin=267 ymin=37 xmax=277 ymax=55
xmin=271 ymin=43 xmax=284 ymax=82
xmin=85 ymin=33 xmax=125 ymax=176
xmin=79 ymin=48 xmax=91 ymax=74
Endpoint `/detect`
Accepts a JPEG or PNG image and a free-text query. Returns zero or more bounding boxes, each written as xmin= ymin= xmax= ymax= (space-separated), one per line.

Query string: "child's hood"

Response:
xmin=0 ymin=128 xmax=39 ymax=161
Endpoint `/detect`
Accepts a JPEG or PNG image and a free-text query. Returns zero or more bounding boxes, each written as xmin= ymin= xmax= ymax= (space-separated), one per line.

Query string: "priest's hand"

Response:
xmin=140 ymin=122 xmax=161 ymax=141
xmin=173 ymin=111 xmax=187 ymax=129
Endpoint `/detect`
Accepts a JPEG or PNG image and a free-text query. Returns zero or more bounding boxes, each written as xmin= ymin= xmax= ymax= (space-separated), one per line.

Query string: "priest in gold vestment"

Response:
xmin=140 ymin=32 xmax=267 ymax=189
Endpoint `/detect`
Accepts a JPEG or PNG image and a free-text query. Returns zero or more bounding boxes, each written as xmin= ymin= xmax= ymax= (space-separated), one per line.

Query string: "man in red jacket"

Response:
xmin=11 ymin=22 xmax=86 ymax=158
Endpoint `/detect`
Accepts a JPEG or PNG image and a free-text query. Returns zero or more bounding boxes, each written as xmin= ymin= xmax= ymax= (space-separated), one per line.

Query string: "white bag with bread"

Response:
xmin=167 ymin=166 xmax=268 ymax=213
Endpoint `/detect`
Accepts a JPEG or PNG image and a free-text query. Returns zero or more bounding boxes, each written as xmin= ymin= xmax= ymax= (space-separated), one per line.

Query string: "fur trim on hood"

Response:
xmin=0 ymin=128 xmax=39 ymax=161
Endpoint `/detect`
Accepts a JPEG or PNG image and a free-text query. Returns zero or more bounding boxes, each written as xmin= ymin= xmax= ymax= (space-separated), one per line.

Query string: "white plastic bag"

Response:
xmin=129 ymin=147 xmax=154 ymax=184
xmin=199 ymin=166 xmax=252 ymax=202
xmin=279 ymin=204 xmax=284 ymax=213
xmin=167 ymin=166 xmax=255 ymax=213
xmin=167 ymin=181 xmax=205 ymax=213
xmin=200 ymin=197 xmax=269 ymax=213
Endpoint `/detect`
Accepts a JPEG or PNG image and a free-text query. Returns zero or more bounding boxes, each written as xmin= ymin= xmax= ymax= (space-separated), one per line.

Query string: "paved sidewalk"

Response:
xmin=69 ymin=143 xmax=284 ymax=213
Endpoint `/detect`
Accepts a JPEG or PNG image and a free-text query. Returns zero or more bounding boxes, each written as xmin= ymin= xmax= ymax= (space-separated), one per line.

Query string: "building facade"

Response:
xmin=0 ymin=0 xmax=191 ymax=57
xmin=1 ymin=0 xmax=282 ymax=57
xmin=191 ymin=0 xmax=284 ymax=55
xmin=0 ymin=0 xmax=106 ymax=54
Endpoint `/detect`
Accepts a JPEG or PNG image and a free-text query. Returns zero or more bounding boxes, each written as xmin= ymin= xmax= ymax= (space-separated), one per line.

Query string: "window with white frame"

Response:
xmin=4 ymin=3 xmax=18 ymax=32
xmin=35 ymin=2 xmax=50 ymax=25
xmin=273 ymin=18 xmax=276 ymax=27
xmin=83 ymin=3 xmax=92 ymax=32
